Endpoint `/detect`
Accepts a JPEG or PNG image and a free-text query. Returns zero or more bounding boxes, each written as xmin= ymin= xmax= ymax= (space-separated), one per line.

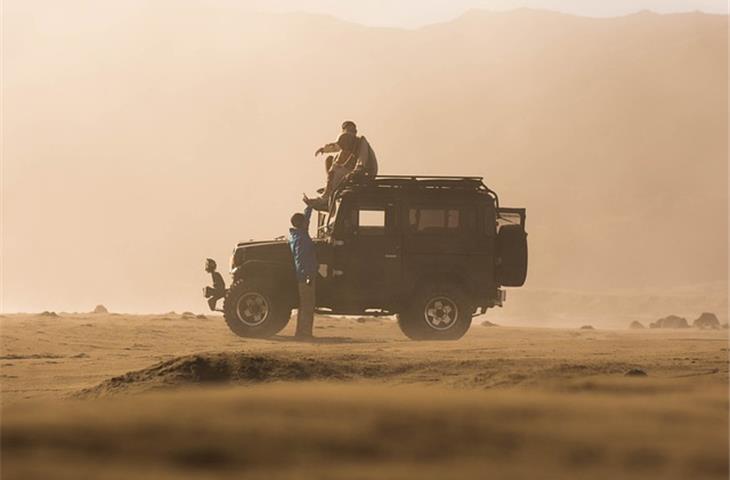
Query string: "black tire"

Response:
xmin=223 ymin=279 xmax=291 ymax=338
xmin=397 ymin=284 xmax=473 ymax=341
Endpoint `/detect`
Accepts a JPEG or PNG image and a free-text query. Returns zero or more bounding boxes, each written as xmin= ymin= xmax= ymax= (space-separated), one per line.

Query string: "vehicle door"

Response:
xmin=330 ymin=194 xmax=402 ymax=310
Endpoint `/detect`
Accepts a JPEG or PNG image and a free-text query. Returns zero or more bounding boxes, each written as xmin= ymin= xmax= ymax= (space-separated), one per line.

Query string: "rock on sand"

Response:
xmin=92 ymin=305 xmax=109 ymax=314
xmin=692 ymin=312 xmax=720 ymax=330
xmin=650 ymin=315 xmax=689 ymax=329
xmin=629 ymin=321 xmax=645 ymax=329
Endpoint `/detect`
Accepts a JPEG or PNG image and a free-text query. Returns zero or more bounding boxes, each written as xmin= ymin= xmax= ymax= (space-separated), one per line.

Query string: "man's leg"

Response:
xmin=321 ymin=164 xmax=350 ymax=200
xmin=296 ymin=281 xmax=315 ymax=338
xmin=306 ymin=164 xmax=351 ymax=211
xmin=317 ymin=156 xmax=335 ymax=194
xmin=207 ymin=289 xmax=225 ymax=311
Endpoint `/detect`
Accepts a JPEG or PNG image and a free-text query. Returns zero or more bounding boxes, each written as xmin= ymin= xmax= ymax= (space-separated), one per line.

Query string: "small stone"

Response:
xmin=625 ymin=368 xmax=648 ymax=377
xmin=92 ymin=305 xmax=108 ymax=314
xmin=580 ymin=325 xmax=594 ymax=330
xmin=629 ymin=321 xmax=645 ymax=329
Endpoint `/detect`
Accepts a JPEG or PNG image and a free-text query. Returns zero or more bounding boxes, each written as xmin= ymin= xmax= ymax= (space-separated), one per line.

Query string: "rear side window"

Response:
xmin=408 ymin=208 xmax=460 ymax=233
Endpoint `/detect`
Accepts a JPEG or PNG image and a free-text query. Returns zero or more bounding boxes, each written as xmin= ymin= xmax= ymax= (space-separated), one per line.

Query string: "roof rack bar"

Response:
xmin=374 ymin=175 xmax=484 ymax=181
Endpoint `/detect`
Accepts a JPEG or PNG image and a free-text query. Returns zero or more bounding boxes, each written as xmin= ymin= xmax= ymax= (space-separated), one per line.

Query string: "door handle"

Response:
xmin=384 ymin=254 xmax=399 ymax=259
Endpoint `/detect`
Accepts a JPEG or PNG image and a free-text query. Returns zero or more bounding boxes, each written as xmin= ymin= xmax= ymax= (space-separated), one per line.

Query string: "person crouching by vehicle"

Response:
xmin=203 ymin=258 xmax=226 ymax=311
xmin=305 ymin=120 xmax=378 ymax=211
xmin=288 ymin=204 xmax=318 ymax=339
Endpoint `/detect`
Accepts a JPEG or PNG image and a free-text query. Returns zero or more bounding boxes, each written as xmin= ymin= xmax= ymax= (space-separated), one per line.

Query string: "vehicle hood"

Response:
xmin=232 ymin=240 xmax=290 ymax=268
xmin=231 ymin=238 xmax=327 ymax=272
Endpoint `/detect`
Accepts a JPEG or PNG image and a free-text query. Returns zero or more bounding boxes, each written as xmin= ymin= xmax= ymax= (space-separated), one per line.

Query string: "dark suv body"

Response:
xmin=216 ymin=176 xmax=527 ymax=340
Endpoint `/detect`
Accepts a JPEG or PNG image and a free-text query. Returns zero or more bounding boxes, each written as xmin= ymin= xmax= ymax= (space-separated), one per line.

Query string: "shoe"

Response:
xmin=304 ymin=196 xmax=329 ymax=211
xmin=316 ymin=187 xmax=325 ymax=194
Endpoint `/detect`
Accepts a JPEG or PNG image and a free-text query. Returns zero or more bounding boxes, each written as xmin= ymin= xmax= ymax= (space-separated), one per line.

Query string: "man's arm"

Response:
xmin=303 ymin=205 xmax=313 ymax=230
xmin=315 ymin=142 xmax=341 ymax=156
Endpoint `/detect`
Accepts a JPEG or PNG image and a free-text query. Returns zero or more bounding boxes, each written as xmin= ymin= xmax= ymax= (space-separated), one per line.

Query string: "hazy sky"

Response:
xmin=1 ymin=1 xmax=727 ymax=313
xmin=246 ymin=0 xmax=729 ymax=27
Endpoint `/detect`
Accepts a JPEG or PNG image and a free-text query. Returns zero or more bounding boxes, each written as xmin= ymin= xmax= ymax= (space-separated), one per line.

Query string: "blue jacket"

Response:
xmin=288 ymin=206 xmax=317 ymax=282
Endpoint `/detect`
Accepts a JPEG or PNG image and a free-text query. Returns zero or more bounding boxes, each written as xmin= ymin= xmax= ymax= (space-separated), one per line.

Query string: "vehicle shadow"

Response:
xmin=267 ymin=335 xmax=374 ymax=344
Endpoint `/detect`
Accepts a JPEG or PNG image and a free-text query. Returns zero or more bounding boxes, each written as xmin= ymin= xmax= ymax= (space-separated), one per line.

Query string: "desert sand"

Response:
xmin=1 ymin=312 xmax=727 ymax=479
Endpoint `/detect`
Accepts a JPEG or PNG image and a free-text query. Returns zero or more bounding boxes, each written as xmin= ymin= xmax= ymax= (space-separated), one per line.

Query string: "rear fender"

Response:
xmin=410 ymin=271 xmax=472 ymax=299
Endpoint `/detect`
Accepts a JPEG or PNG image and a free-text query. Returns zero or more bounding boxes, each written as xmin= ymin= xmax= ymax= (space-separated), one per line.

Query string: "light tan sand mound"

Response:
xmin=76 ymin=353 xmax=355 ymax=398
xmin=75 ymin=349 xmax=657 ymax=399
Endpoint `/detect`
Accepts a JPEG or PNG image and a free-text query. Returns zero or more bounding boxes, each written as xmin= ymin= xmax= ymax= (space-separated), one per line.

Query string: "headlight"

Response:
xmin=229 ymin=248 xmax=237 ymax=273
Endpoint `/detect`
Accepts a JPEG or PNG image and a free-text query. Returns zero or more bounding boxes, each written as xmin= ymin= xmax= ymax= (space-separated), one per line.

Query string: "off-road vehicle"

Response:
xmin=208 ymin=175 xmax=527 ymax=340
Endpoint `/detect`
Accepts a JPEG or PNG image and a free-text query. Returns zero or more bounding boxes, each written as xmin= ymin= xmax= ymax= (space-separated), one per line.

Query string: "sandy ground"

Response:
xmin=1 ymin=313 xmax=728 ymax=479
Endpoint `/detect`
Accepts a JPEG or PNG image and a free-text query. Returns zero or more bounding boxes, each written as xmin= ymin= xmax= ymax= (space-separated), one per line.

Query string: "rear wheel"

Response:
xmin=397 ymin=284 xmax=473 ymax=340
xmin=223 ymin=279 xmax=291 ymax=338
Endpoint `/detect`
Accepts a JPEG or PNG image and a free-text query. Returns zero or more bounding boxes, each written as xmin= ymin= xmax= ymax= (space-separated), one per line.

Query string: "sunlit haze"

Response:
xmin=1 ymin=0 xmax=728 ymax=313
xmin=247 ymin=0 xmax=728 ymax=27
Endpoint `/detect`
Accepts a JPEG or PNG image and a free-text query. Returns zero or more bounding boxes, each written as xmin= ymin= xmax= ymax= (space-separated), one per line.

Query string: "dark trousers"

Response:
xmin=296 ymin=280 xmax=315 ymax=336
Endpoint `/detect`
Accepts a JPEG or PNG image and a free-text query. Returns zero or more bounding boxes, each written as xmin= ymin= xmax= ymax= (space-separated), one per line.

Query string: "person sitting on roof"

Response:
xmin=304 ymin=120 xmax=378 ymax=211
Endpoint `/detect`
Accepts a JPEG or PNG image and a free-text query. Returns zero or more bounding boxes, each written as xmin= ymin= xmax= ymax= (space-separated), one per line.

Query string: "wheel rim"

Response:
xmin=235 ymin=292 xmax=270 ymax=327
xmin=424 ymin=296 xmax=459 ymax=331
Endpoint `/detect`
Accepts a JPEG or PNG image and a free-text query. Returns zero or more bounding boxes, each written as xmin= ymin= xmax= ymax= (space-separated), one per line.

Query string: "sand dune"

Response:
xmin=2 ymin=312 xmax=727 ymax=479
xmin=2 ymin=313 xmax=727 ymax=403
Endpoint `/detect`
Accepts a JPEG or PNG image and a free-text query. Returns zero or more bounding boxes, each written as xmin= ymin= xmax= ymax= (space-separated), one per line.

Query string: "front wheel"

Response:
xmin=397 ymin=284 xmax=473 ymax=341
xmin=223 ymin=279 xmax=291 ymax=338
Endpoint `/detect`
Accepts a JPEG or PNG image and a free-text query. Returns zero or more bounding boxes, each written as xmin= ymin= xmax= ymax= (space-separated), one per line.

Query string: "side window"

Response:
xmin=408 ymin=207 xmax=459 ymax=233
xmin=354 ymin=208 xmax=387 ymax=236
xmin=408 ymin=206 xmax=476 ymax=234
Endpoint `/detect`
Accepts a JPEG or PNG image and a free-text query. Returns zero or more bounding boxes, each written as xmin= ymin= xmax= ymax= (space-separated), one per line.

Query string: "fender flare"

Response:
xmin=233 ymin=260 xmax=298 ymax=306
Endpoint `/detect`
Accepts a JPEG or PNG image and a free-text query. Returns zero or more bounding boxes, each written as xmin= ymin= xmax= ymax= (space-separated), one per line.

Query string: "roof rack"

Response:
xmin=374 ymin=175 xmax=484 ymax=182
xmin=336 ymin=174 xmax=501 ymax=208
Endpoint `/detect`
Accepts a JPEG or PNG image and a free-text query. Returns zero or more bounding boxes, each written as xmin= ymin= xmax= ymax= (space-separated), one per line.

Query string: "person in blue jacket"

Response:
xmin=288 ymin=204 xmax=317 ymax=339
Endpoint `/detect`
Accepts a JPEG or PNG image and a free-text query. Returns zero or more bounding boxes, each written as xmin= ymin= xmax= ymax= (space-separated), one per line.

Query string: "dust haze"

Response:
xmin=2 ymin=3 xmax=729 ymax=480
xmin=3 ymin=1 xmax=727 ymax=317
